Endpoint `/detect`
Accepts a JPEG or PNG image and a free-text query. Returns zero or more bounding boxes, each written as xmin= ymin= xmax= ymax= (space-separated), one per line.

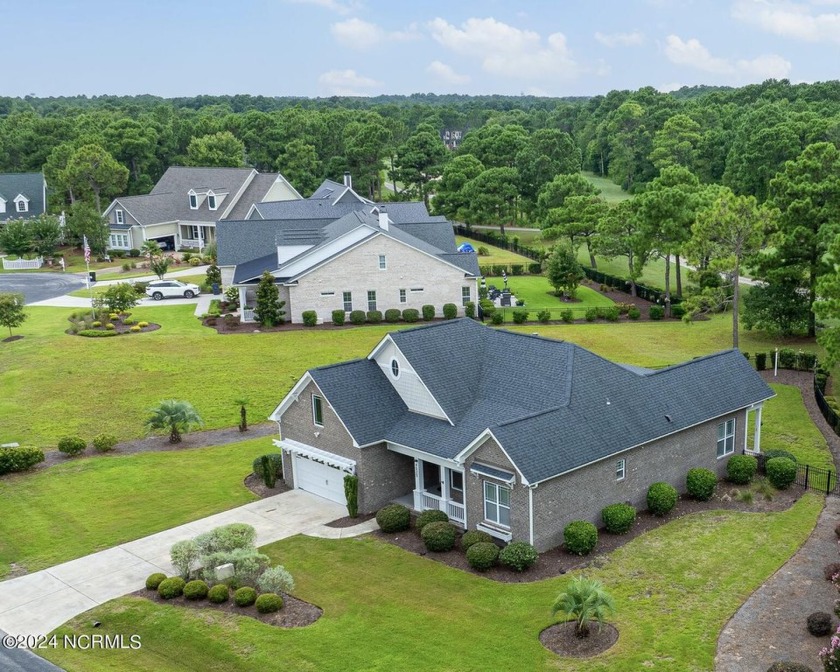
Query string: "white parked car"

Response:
xmin=145 ymin=280 xmax=201 ymax=300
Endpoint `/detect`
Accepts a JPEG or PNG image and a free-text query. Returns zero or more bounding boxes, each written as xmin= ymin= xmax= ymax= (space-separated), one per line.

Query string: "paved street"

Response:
xmin=0 ymin=273 xmax=86 ymax=304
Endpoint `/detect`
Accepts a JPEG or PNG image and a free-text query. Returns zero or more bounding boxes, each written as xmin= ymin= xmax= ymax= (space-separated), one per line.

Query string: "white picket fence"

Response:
xmin=1 ymin=256 xmax=43 ymax=270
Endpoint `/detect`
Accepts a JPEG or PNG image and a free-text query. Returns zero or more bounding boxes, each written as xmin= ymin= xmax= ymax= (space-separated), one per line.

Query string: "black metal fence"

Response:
xmin=755 ymin=450 xmax=840 ymax=496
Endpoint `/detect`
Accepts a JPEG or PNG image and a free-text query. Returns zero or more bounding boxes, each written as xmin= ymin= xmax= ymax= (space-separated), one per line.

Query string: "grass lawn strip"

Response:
xmin=486 ymin=274 xmax=615 ymax=314
xmin=455 ymin=234 xmax=533 ymax=267
xmin=42 ymin=494 xmax=822 ymax=671
xmin=0 ymin=437 xmax=270 ymax=578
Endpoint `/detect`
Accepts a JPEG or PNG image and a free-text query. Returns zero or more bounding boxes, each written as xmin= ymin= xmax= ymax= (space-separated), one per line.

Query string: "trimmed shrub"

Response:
xmin=443 ymin=303 xmax=458 ymax=319
xmin=183 ymin=580 xmax=209 ymax=601
xmin=403 ymin=308 xmax=420 ymax=323
xmin=195 ymin=523 xmax=257 ymax=556
xmin=129 ymin=248 xmax=141 ymax=257
xmin=584 ymin=307 xmax=598 ymax=322
xmin=0 ymin=445 xmax=44 ymax=474
xmin=201 ymin=548 xmax=269 ymax=584
xmin=628 ymin=306 xmax=641 ymax=320
xmin=778 ymin=348 xmax=796 ymax=369
xmin=170 ymin=539 xmax=200 ymax=579
xmin=646 ymin=482 xmax=678 ymax=516
xmin=258 ymin=565 xmax=295 ymax=594
xmin=536 ymin=309 xmax=551 ymax=323
xmin=466 ymin=542 xmax=500 ymax=571
xmin=510 ymin=264 xmax=524 ymax=276
xmin=376 ymin=504 xmax=411 ymax=533
xmin=255 ymin=593 xmax=284 ymax=614
xmin=563 ymin=521 xmax=598 ymax=555
xmin=421 ymin=521 xmax=458 ymax=552
xmin=560 ymin=309 xmax=574 ymax=323
xmin=331 ymin=310 xmax=345 ymax=326
xmin=767 ymin=663 xmax=814 ymax=672
xmin=763 ymin=449 xmax=797 ymax=463
xmin=670 ymin=304 xmax=686 ymax=319
xmin=807 ymin=611 xmax=832 ymax=636
xmin=727 ymin=455 xmax=758 ymax=485
xmin=92 ymin=433 xmax=118 ymax=453
xmin=686 ymin=468 xmax=717 ymax=501
xmin=650 ymin=305 xmax=665 ymax=320
xmin=129 ymin=325 xmax=141 ymax=333
xmin=499 ymin=541 xmax=538 ymax=572
xmin=105 ymin=323 xmax=116 ymax=330
xmin=157 ymin=577 xmax=186 ymax=599
xmin=755 ymin=352 xmax=767 ymax=370
xmin=57 ymin=436 xmax=86 ymax=456
xmin=92 ymin=320 xmax=102 ymax=328
xmin=301 ymin=310 xmax=318 ymax=327
xmin=478 ymin=246 xmax=489 ymax=256
xmin=491 ymin=312 xmax=504 ymax=325
xmin=344 ymin=474 xmax=358 ymax=518
xmin=207 ymin=584 xmax=229 ymax=604
xmin=138 ymin=321 xmax=149 ymax=328
xmin=261 ymin=455 xmax=276 ymax=488
xmin=251 ymin=453 xmax=283 ymax=479
xmin=512 ymin=308 xmax=529 ymax=324
xmin=78 ymin=329 xmax=118 ymax=337
xmin=602 ymin=503 xmax=636 ymax=534
xmin=416 ymin=509 xmax=449 ymax=531
xmin=461 ymin=530 xmax=493 ymax=551
xmin=465 ymin=301 xmax=476 ymax=319
xmin=349 ymin=310 xmax=366 ymax=325
xmin=528 ymin=262 xmax=542 ymax=274
xmin=422 ymin=304 xmax=435 ymax=321
xmin=766 ymin=457 xmax=797 ymax=490
xmin=603 ymin=306 xmax=620 ymax=322
xmin=145 ymin=573 xmax=167 ymax=590
xmin=366 ymin=310 xmax=382 ymax=324
xmin=384 ymin=308 xmax=401 ymax=323
xmin=234 ymin=586 xmax=257 ymax=607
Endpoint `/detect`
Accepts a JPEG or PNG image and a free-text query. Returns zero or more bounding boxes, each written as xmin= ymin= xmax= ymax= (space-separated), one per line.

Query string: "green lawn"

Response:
xmin=485 ymin=274 xmax=615 ymax=322
xmin=44 ymin=494 xmax=822 ymax=672
xmin=582 ymin=171 xmax=633 ymax=204
xmin=0 ymin=437 xmax=271 ymax=578
xmin=67 ymin=274 xmax=210 ymax=298
xmin=455 ymin=235 xmax=533 ymax=266
xmin=758 ymin=384 xmax=833 ymax=469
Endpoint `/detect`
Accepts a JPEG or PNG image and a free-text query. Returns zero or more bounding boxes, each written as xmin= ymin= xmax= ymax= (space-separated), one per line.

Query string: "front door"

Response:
xmin=422 ymin=460 xmax=441 ymax=496
xmin=448 ymin=469 xmax=464 ymax=504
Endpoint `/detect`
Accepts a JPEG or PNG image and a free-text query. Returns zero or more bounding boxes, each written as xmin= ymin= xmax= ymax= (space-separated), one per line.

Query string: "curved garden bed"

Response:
xmin=66 ymin=311 xmax=159 ymax=337
xmin=539 ymin=621 xmax=619 ymax=658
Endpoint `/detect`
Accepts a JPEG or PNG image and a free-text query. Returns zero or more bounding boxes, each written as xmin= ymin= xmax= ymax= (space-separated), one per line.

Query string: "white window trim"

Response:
xmin=378 ymin=254 xmax=386 ymax=270
xmin=399 ymin=289 xmax=407 ymax=304
xmin=717 ymin=418 xmax=736 ymax=459
xmin=207 ymin=190 xmax=217 ymax=211
xmin=616 ymin=458 xmax=626 ymax=481
xmin=188 ymin=190 xmax=198 ymax=210
xmin=343 ymin=291 xmax=352 ymax=313
xmin=312 ymin=394 xmax=324 ymax=428
xmin=462 ymin=286 xmax=471 ymax=306
xmin=483 ymin=480 xmax=511 ymax=529
xmin=410 ymin=287 xmax=424 ymax=293
xmin=115 ymin=209 xmax=124 ymax=225
xmin=0 ymin=197 xmax=6 ymax=214
xmin=390 ymin=358 xmax=400 ymax=379
xmin=14 ymin=195 xmax=29 ymax=213
xmin=367 ymin=290 xmax=377 ymax=312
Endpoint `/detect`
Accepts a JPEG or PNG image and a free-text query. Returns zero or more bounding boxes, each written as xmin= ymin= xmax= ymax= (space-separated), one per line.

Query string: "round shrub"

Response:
xmin=207 ymin=584 xmax=229 ymax=604
xmin=92 ymin=433 xmax=118 ymax=453
xmin=251 ymin=453 xmax=283 ymax=479
xmin=157 ymin=577 xmax=186 ymax=599
xmin=183 ymin=580 xmax=209 ymax=601
xmin=366 ymin=310 xmax=382 ymax=324
xmin=763 ymin=448 xmax=797 ymax=463
xmin=422 ymin=304 xmax=435 ymax=321
xmin=301 ymin=310 xmax=317 ymax=327
xmin=138 ymin=321 xmax=149 ymax=328
xmin=130 ymin=325 xmax=141 ymax=333
xmin=650 ymin=305 xmax=665 ymax=320
xmin=563 ymin=521 xmax=598 ymax=555
xmin=766 ymin=457 xmax=797 ymax=490
xmin=767 ymin=662 xmax=815 ymax=672
xmin=461 ymin=530 xmax=493 ymax=551
xmin=686 ymin=467 xmax=717 ymax=501
xmin=258 ymin=565 xmax=295 ymax=594
xmin=92 ymin=321 xmax=102 ymax=328
xmin=384 ymin=308 xmax=401 ymax=323
xmin=0 ymin=445 xmax=45 ymax=475
xmin=349 ymin=310 xmax=366 ymax=325
xmin=491 ymin=312 xmax=504 ymax=325
xmin=57 ymin=436 xmax=86 ymax=456
xmin=105 ymin=323 xmax=115 ymax=330
xmin=628 ymin=307 xmax=641 ymax=320
xmin=442 ymin=303 xmax=457 ymax=319
xmin=466 ymin=542 xmax=499 ymax=571
xmin=234 ymin=586 xmax=257 ymax=607
xmin=402 ymin=308 xmax=419 ymax=323
xmin=807 ymin=611 xmax=832 ymax=636
xmin=145 ymin=572 xmax=167 ymax=590
xmin=416 ymin=509 xmax=449 ymax=532
xmin=255 ymin=593 xmax=284 ymax=614
xmin=376 ymin=504 xmax=411 ymax=533
xmin=647 ymin=482 xmax=678 ymax=516
xmin=421 ymin=521 xmax=457 ymax=552
xmin=331 ymin=309 xmax=345 ymax=326
xmin=602 ymin=503 xmax=636 ymax=534
xmin=109 ymin=313 xmax=119 ymax=321
xmin=727 ymin=455 xmax=758 ymax=485
xmin=499 ymin=541 xmax=538 ymax=572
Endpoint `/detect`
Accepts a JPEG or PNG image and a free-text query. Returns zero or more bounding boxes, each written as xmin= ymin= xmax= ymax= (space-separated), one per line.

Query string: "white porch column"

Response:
xmin=754 ymin=405 xmax=763 ymax=453
xmin=441 ymin=466 xmax=450 ymax=511
xmin=412 ymin=458 xmax=422 ymax=511
xmin=238 ymin=287 xmax=248 ymax=316
xmin=199 ymin=226 xmax=204 ymax=252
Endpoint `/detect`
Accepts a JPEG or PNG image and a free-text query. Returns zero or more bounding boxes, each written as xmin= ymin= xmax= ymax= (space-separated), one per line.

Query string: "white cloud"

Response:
xmin=427 ymin=17 xmax=581 ymax=80
xmin=594 ymin=31 xmax=645 ymax=47
xmin=330 ymin=18 xmax=419 ymax=50
xmin=317 ymin=69 xmax=382 ymax=95
xmin=426 ymin=60 xmax=469 ymax=85
xmin=732 ymin=0 xmax=840 ymax=43
xmin=658 ymin=82 xmax=684 ymax=92
xmin=664 ymin=34 xmax=792 ymax=79
xmin=285 ymin=0 xmax=359 ymax=15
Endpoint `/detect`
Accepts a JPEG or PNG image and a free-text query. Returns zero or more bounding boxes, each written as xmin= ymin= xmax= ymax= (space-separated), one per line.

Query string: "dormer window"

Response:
xmin=188 ymin=190 xmax=198 ymax=210
xmin=207 ymin=191 xmax=217 ymax=211
xmin=14 ymin=195 xmax=29 ymax=213
xmin=115 ymin=209 xmax=124 ymax=225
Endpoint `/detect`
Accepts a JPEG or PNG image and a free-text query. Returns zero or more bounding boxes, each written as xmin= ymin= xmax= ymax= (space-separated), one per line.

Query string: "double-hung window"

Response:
xmin=343 ymin=291 xmax=352 ymax=312
xmin=483 ymin=481 xmax=511 ymax=528
xmin=616 ymin=459 xmax=626 ymax=481
xmin=312 ymin=395 xmax=324 ymax=427
xmin=462 ymin=286 xmax=471 ymax=306
xmin=367 ymin=290 xmax=377 ymax=311
xmin=378 ymin=255 xmax=386 ymax=270
xmin=399 ymin=289 xmax=407 ymax=304
xmin=717 ymin=418 xmax=735 ymax=458
xmin=115 ymin=209 xmax=124 ymax=225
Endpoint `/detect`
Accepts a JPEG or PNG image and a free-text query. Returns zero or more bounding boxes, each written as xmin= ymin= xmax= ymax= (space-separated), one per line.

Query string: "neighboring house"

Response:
xmin=101 ymin=167 xmax=301 ymax=252
xmin=270 ymin=319 xmax=774 ymax=551
xmin=218 ymin=176 xmax=480 ymax=324
xmin=0 ymin=173 xmax=47 ymax=222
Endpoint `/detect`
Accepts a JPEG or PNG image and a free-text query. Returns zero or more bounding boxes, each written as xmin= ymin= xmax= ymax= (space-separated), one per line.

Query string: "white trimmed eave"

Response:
xmin=275 ymin=226 xmax=377 ymax=283
xmin=386 ymin=440 xmax=460 ymax=469
xmin=273 ymin=173 xmax=304 ymax=200
xmin=219 ymin=169 xmax=256 ymax=220
xmin=274 ymin=438 xmax=356 ymax=474
xmin=453 ymin=428 xmax=530 ymax=485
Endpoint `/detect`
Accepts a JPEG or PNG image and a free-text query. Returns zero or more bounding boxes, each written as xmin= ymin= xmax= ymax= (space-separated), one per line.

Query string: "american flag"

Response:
xmin=83 ymin=236 xmax=91 ymax=265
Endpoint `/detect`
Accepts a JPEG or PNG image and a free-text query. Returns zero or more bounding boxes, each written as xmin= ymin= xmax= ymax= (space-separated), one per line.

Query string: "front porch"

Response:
xmin=177 ymin=224 xmax=216 ymax=251
xmin=396 ymin=458 xmax=466 ymax=526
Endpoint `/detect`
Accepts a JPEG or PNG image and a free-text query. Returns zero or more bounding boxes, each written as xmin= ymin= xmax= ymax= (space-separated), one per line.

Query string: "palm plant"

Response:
xmin=234 ymin=396 xmax=250 ymax=432
xmin=141 ymin=240 xmax=163 ymax=259
xmin=145 ymin=399 xmax=204 ymax=444
xmin=551 ymin=576 xmax=615 ymax=638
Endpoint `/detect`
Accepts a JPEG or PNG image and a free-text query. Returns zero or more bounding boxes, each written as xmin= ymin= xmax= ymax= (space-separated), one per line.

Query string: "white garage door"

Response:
xmin=293 ymin=455 xmax=346 ymax=505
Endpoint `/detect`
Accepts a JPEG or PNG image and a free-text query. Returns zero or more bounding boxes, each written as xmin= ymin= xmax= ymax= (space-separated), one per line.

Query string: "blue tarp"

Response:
xmin=457 ymin=242 xmax=475 ymax=253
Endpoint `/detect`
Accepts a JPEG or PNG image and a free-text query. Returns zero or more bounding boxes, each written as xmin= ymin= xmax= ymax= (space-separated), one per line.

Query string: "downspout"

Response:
xmin=528 ymin=484 xmax=536 ymax=546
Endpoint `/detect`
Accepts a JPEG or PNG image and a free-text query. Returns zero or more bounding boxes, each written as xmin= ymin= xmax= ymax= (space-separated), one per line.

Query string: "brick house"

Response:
xmin=270 ymin=319 xmax=774 ymax=551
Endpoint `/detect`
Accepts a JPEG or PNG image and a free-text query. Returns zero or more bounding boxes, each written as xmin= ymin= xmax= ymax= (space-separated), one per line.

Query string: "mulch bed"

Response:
xmin=372 ymin=485 xmax=804 ymax=583
xmin=325 ymin=512 xmax=376 ymax=528
xmin=539 ymin=621 xmax=619 ymax=657
xmin=135 ymin=587 xmax=322 ymax=628
xmin=2 ymin=335 xmax=23 ymax=342
xmin=243 ymin=472 xmax=291 ymax=499
xmin=203 ymin=316 xmax=450 ymax=334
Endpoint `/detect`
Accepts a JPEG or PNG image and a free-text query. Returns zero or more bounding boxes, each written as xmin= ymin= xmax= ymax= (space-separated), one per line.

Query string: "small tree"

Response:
xmin=254 ymin=271 xmax=286 ymax=327
xmin=141 ymin=240 xmax=163 ymax=259
xmin=145 ymin=399 xmax=204 ymax=444
xmin=344 ymin=474 xmax=359 ymax=518
xmin=102 ymin=283 xmax=139 ymax=314
xmin=0 ymin=293 xmax=27 ymax=338
xmin=544 ymin=245 xmax=585 ymax=299
xmin=551 ymin=576 xmax=616 ymax=638
xmin=206 ymin=264 xmax=222 ymax=288
xmin=0 ymin=220 xmax=33 ymax=256
xmin=30 ymin=215 xmax=63 ymax=258
xmin=150 ymin=256 xmax=171 ymax=280
xmin=234 ymin=396 xmax=249 ymax=432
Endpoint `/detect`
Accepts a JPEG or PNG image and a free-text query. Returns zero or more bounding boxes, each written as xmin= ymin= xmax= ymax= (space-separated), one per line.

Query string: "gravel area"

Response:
xmin=715 ymin=369 xmax=840 ymax=672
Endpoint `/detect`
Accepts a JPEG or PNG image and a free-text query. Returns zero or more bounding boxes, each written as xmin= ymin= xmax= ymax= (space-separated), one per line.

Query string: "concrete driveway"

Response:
xmin=0 ymin=490 xmax=375 ymax=638
xmin=0 ymin=273 xmax=86 ymax=304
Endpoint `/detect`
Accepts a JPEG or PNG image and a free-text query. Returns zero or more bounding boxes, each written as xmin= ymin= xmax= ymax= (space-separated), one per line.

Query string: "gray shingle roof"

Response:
xmin=0 ymin=173 xmax=46 ymax=221
xmin=304 ymin=319 xmax=775 ymax=484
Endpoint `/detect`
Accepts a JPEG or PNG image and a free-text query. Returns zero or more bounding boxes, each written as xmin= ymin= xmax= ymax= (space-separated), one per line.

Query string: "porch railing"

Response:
xmin=242 ymin=308 xmax=255 ymax=322
xmin=179 ymin=238 xmax=203 ymax=250
xmin=414 ymin=490 xmax=465 ymax=525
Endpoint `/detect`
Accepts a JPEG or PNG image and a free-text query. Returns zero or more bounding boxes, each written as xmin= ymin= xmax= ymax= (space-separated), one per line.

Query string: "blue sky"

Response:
xmin=10 ymin=0 xmax=840 ymax=98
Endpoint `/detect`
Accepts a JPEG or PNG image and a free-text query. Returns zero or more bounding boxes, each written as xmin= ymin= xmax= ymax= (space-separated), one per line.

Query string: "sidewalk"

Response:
xmin=0 ymin=490 xmax=377 ymax=638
